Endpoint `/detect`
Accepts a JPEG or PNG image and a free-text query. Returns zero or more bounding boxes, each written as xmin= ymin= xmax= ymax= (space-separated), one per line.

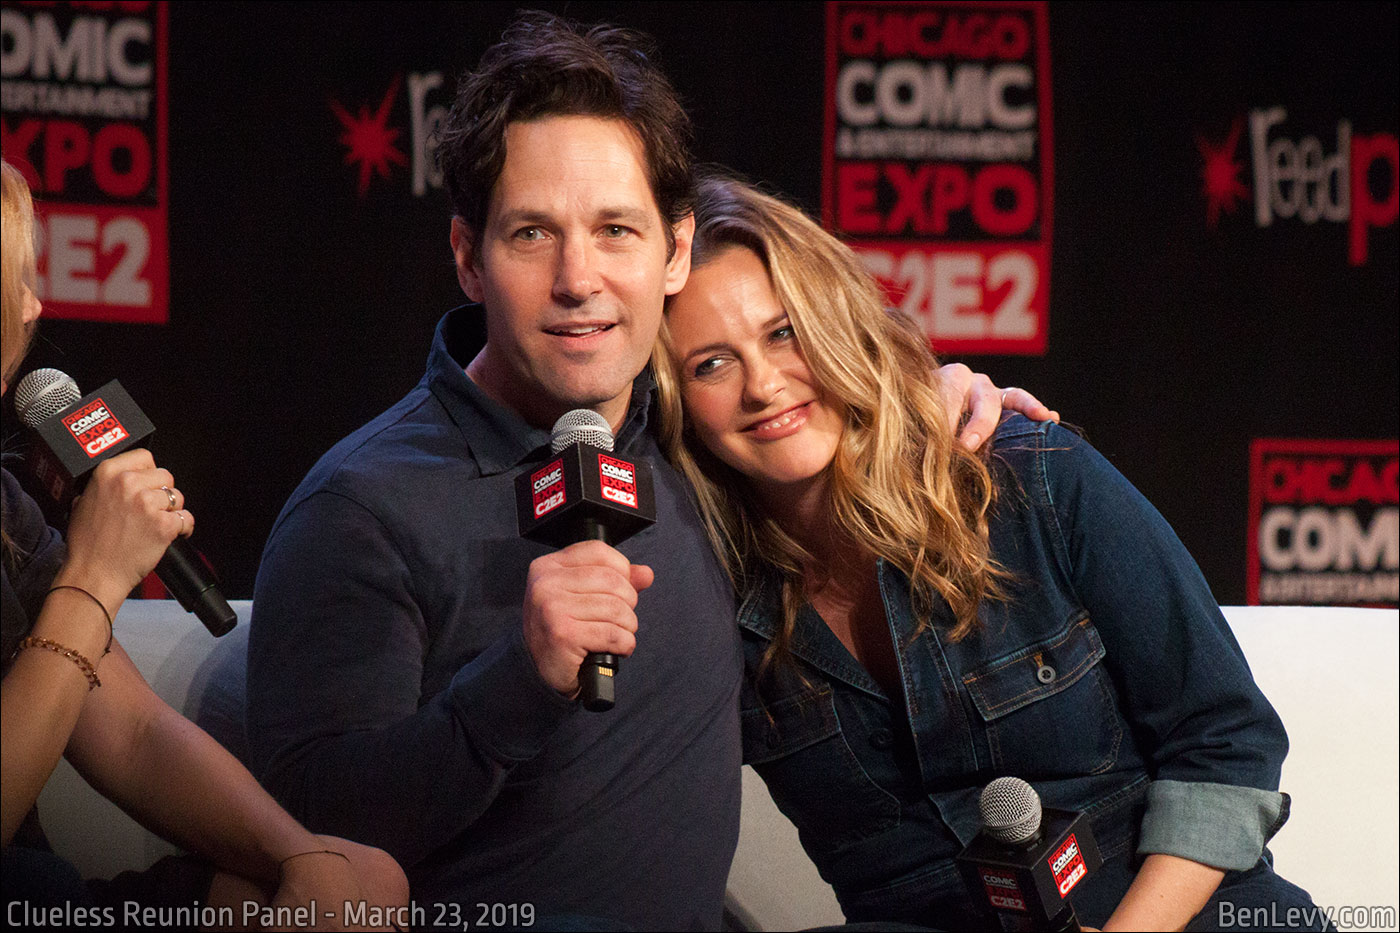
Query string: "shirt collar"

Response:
xmin=737 ymin=565 xmax=888 ymax=699
xmin=736 ymin=559 xmax=956 ymax=701
xmin=425 ymin=305 xmax=657 ymax=477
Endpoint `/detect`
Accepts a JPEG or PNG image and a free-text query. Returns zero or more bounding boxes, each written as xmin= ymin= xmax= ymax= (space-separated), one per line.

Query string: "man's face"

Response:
xmin=452 ymin=115 xmax=693 ymax=431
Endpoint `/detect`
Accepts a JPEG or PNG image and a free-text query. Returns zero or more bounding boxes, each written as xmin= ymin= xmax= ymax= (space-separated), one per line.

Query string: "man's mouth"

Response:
xmin=545 ymin=323 xmax=616 ymax=337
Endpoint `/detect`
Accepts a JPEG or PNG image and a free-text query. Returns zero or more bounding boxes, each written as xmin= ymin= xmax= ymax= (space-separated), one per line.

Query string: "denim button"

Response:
xmin=869 ymin=728 xmax=893 ymax=750
xmin=1037 ymin=664 xmax=1057 ymax=684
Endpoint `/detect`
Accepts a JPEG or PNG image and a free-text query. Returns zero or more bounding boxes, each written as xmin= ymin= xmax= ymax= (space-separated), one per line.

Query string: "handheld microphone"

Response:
xmin=13 ymin=368 xmax=238 ymax=637
xmin=514 ymin=410 xmax=656 ymax=711
xmin=954 ymin=777 xmax=1103 ymax=932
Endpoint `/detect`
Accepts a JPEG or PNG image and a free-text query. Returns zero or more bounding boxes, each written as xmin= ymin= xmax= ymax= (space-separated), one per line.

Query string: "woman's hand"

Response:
xmin=51 ymin=447 xmax=193 ymax=614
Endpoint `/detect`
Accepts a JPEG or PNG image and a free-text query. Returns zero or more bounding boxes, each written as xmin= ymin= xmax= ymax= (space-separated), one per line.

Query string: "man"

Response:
xmin=248 ymin=12 xmax=1041 ymax=930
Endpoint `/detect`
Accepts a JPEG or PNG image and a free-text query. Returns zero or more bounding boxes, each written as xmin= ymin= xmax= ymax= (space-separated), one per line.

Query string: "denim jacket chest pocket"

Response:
xmin=960 ymin=613 xmax=1122 ymax=777
xmin=742 ymin=681 xmax=901 ymax=854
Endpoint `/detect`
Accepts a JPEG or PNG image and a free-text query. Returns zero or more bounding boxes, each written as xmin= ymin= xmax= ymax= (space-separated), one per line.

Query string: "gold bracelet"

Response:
xmin=17 ymin=636 xmax=101 ymax=689
xmin=279 ymin=849 xmax=351 ymax=870
xmin=46 ymin=585 xmax=114 ymax=656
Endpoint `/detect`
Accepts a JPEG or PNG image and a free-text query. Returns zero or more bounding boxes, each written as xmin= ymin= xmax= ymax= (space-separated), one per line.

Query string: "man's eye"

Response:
xmin=604 ymin=225 xmax=630 ymax=238
xmin=515 ymin=227 xmax=543 ymax=241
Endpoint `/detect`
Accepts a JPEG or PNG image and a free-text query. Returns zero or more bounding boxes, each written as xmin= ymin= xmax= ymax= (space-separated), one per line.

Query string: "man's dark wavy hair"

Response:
xmin=436 ymin=12 xmax=695 ymax=258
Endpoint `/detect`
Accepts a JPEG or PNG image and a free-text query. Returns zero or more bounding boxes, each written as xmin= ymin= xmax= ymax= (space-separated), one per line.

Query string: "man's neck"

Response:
xmin=464 ymin=350 xmax=630 ymax=436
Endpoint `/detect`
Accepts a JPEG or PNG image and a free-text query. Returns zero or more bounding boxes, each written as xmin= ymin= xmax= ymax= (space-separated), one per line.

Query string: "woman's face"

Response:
xmin=666 ymin=246 xmax=844 ymax=501
xmin=1 ymin=283 xmax=42 ymax=394
xmin=21 ymin=283 xmax=42 ymax=327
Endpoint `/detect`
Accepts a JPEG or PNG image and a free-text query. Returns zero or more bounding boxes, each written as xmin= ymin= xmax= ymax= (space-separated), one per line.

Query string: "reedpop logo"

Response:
xmin=1196 ymin=108 xmax=1398 ymax=265
xmin=329 ymin=72 xmax=448 ymax=197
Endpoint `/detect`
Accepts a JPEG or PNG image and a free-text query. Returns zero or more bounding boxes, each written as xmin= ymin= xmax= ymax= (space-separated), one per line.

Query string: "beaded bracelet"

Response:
xmin=17 ymin=636 xmax=101 ymax=689
xmin=46 ymin=584 xmax=114 ymax=656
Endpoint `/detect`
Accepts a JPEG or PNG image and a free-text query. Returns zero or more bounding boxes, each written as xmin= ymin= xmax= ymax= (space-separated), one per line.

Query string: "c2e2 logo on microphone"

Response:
xmin=598 ymin=454 xmax=638 ymax=509
xmin=1048 ymin=833 xmax=1086 ymax=897
xmin=531 ymin=459 xmax=566 ymax=518
xmin=62 ymin=398 xmax=128 ymax=458
xmin=978 ymin=868 xmax=1027 ymax=911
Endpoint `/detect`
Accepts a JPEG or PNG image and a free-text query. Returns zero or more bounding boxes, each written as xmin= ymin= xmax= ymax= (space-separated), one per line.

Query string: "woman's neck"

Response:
xmin=756 ymin=472 xmax=901 ymax=694
xmin=759 ymin=472 xmax=831 ymax=552
xmin=797 ymin=527 xmax=898 ymax=699
xmin=757 ymin=476 xmax=866 ymax=595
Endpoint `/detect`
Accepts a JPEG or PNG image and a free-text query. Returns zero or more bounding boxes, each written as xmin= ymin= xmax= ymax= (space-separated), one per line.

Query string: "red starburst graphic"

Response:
xmin=331 ymin=76 xmax=409 ymax=197
xmin=1196 ymin=118 xmax=1251 ymax=228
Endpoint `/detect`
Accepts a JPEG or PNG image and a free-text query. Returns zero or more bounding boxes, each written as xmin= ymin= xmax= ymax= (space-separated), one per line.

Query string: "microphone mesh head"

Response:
xmin=13 ymin=368 xmax=81 ymax=428
xmin=979 ymin=776 xmax=1042 ymax=845
xmin=550 ymin=409 xmax=614 ymax=453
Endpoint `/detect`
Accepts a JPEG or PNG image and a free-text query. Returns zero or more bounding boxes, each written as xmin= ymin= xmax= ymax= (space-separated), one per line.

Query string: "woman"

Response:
xmin=1 ymin=158 xmax=408 ymax=928
xmin=654 ymin=173 xmax=1326 ymax=931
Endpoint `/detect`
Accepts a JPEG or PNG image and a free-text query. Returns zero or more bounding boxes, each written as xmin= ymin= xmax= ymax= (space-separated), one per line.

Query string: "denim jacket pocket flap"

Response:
xmin=741 ymin=684 xmax=841 ymax=765
xmin=962 ymin=614 xmax=1106 ymax=721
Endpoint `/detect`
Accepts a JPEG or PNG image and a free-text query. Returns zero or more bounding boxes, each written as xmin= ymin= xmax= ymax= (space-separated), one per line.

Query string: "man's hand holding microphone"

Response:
xmin=522 ymin=540 xmax=653 ymax=697
xmin=514 ymin=410 xmax=658 ymax=710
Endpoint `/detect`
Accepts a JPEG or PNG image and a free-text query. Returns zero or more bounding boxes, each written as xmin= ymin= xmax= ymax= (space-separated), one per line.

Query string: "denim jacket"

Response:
xmin=738 ymin=417 xmax=1289 ymax=924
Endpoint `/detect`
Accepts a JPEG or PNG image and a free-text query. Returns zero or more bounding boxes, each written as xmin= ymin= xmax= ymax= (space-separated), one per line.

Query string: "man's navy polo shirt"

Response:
xmin=248 ymin=306 xmax=743 ymax=930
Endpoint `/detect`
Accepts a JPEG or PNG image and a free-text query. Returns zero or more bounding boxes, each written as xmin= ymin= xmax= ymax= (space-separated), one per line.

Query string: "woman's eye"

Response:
xmin=693 ymin=357 xmax=724 ymax=378
xmin=771 ymin=324 xmax=795 ymax=342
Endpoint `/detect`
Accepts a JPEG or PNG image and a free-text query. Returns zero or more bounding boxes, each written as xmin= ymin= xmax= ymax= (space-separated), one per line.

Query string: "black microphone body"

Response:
xmin=514 ymin=413 xmax=656 ymax=711
xmin=956 ymin=779 xmax=1103 ymax=931
xmin=575 ymin=516 xmax=619 ymax=709
xmin=17 ymin=373 xmax=238 ymax=637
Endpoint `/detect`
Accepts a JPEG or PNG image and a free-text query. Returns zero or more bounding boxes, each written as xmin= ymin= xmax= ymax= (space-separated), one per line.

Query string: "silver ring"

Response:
xmin=1000 ymin=387 xmax=1018 ymax=401
xmin=177 ymin=511 xmax=187 ymax=535
xmin=161 ymin=485 xmax=177 ymax=511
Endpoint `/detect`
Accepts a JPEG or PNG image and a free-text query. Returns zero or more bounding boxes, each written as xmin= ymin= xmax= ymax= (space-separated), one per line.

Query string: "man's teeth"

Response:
xmin=552 ymin=324 xmax=611 ymax=336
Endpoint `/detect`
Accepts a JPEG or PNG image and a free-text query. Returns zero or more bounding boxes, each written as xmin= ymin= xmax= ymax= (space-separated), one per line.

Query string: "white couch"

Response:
xmin=36 ymin=603 xmax=1400 ymax=931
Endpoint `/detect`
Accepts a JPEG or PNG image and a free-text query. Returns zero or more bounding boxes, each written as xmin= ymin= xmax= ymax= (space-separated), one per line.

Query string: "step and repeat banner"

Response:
xmin=2 ymin=1 xmax=1395 ymax=606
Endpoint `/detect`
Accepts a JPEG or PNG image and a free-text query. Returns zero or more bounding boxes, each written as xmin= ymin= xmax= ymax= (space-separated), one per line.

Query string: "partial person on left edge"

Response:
xmin=1 ymin=156 xmax=409 ymax=931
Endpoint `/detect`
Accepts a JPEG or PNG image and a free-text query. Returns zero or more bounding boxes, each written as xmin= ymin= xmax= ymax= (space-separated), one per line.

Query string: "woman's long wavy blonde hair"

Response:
xmin=654 ymin=173 xmax=1002 ymax=667
xmin=2 ymin=157 xmax=38 ymax=390
xmin=3 ymin=157 xmax=40 ymax=561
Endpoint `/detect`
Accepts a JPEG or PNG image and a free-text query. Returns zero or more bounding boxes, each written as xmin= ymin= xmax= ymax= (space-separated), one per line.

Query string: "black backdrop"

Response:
xmin=6 ymin=1 xmax=1397 ymax=603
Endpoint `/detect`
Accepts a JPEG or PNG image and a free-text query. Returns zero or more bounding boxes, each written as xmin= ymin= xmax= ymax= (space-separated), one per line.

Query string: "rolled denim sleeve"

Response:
xmin=1033 ymin=421 xmax=1290 ymax=869
xmin=248 ymin=487 xmax=574 ymax=868
xmin=1139 ymin=780 xmax=1290 ymax=870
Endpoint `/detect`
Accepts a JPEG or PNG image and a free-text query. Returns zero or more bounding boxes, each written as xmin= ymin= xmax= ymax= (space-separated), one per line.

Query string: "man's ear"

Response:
xmin=663 ymin=213 xmax=696 ymax=297
xmin=450 ymin=217 xmax=485 ymax=302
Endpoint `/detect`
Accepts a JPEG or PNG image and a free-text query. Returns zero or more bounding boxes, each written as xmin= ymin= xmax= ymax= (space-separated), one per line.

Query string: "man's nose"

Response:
xmin=554 ymin=238 xmax=600 ymax=303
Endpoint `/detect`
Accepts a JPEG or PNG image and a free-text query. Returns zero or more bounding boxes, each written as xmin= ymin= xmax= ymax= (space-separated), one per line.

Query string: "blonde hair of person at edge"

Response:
xmin=1 ymin=157 xmax=409 ymax=930
xmin=652 ymin=172 xmax=1326 ymax=932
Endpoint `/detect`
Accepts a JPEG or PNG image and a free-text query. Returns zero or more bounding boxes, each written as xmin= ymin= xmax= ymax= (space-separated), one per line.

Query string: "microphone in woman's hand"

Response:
xmin=14 ymin=368 xmax=238 ymax=636
xmin=955 ymin=776 xmax=1103 ymax=931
